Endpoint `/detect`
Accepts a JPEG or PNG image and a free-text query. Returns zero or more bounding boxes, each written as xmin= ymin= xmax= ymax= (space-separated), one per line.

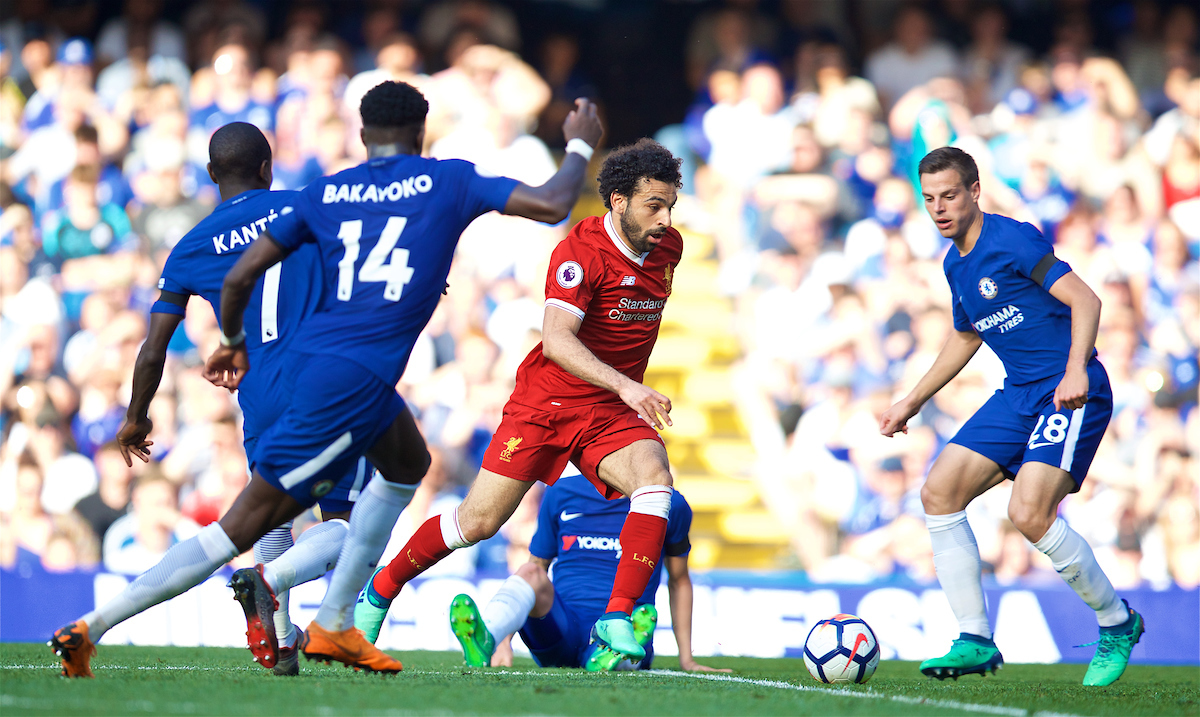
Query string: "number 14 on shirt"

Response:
xmin=336 ymin=216 xmax=415 ymax=302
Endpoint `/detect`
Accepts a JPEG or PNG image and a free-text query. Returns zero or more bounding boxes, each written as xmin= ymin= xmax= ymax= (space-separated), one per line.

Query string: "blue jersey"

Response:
xmin=945 ymin=213 xmax=1087 ymax=386
xmin=267 ymin=154 xmax=518 ymax=385
xmin=152 ymin=189 xmax=325 ymax=438
xmin=529 ymin=475 xmax=692 ymax=622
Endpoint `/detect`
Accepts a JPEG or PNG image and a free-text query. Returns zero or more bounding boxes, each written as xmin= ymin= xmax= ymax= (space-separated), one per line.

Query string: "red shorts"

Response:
xmin=481 ymin=399 xmax=664 ymax=499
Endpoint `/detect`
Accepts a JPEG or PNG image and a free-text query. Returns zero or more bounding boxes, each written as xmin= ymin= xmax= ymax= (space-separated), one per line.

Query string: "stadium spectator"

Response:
xmin=864 ymin=5 xmax=957 ymax=108
xmin=94 ymin=0 xmax=185 ymax=67
xmin=74 ymin=440 xmax=132 ymax=547
xmin=417 ymin=0 xmax=520 ymax=71
xmin=102 ymin=470 xmax=199 ymax=575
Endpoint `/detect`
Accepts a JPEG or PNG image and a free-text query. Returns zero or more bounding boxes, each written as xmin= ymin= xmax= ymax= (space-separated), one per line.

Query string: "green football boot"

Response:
xmin=450 ymin=594 xmax=496 ymax=668
xmin=1082 ymin=601 xmax=1144 ymax=687
xmin=919 ymin=633 xmax=1004 ymax=680
xmin=631 ymin=604 xmax=658 ymax=647
xmin=353 ymin=567 xmax=393 ymax=645
xmin=586 ymin=606 xmax=657 ymax=672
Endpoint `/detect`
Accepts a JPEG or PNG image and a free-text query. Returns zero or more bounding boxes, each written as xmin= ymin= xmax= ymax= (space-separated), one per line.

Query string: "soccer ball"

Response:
xmin=803 ymin=614 xmax=880 ymax=684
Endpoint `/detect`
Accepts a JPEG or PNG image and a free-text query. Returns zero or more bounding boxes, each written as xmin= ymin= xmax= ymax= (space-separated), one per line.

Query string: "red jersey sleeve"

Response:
xmin=544 ymin=236 xmax=605 ymax=320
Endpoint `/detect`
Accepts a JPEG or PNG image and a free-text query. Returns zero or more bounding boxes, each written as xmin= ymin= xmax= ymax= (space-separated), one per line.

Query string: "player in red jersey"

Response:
xmin=356 ymin=139 xmax=683 ymax=662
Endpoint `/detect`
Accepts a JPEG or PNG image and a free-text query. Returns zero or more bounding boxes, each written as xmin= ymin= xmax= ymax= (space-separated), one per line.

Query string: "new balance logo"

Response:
xmin=620 ymin=276 xmax=636 ymax=286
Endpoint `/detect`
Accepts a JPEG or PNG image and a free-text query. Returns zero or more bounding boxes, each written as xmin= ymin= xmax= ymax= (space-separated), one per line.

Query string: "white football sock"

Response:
xmin=1032 ymin=517 xmax=1127 ymax=627
xmin=926 ymin=511 xmax=991 ymax=639
xmin=83 ymin=523 xmax=238 ymax=642
xmin=265 ymin=519 xmax=348 ymax=593
xmin=481 ymin=574 xmax=537 ymax=644
xmin=254 ymin=523 xmax=296 ymax=648
xmin=313 ymin=477 xmax=417 ymax=631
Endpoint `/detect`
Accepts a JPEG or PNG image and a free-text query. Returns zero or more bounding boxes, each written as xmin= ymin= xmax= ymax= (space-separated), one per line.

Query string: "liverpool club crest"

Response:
xmin=664 ymin=264 xmax=673 ymax=296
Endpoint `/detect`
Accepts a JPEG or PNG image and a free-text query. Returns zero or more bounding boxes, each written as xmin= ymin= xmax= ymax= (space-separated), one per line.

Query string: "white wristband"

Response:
xmin=220 ymin=328 xmax=246 ymax=347
xmin=566 ymin=138 xmax=594 ymax=161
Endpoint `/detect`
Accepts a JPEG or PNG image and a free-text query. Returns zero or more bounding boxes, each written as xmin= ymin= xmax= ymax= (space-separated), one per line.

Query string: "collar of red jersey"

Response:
xmin=603 ymin=212 xmax=649 ymax=266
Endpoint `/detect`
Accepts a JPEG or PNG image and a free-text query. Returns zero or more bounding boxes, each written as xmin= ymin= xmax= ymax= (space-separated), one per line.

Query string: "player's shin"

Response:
xmin=255 ymin=523 xmax=296 ymax=646
xmin=264 ymin=519 xmax=348 ymax=643
xmin=605 ymin=486 xmax=672 ymax=615
xmin=312 ymin=477 xmax=417 ymax=631
xmin=1032 ymin=517 xmax=1126 ymax=626
xmin=927 ymin=511 xmax=992 ymax=639
xmin=373 ymin=507 xmax=475 ymax=600
xmin=481 ymin=575 xmax=537 ymax=644
xmin=82 ymin=523 xmax=239 ymax=642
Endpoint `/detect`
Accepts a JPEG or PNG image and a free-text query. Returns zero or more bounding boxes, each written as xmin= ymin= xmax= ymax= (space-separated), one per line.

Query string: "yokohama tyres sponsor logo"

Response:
xmin=562 ymin=535 xmax=622 ymax=558
xmin=972 ymin=304 xmax=1024 ymax=334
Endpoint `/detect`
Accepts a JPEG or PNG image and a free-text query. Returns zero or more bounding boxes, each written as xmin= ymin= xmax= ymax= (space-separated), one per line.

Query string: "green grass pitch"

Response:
xmin=2 ymin=643 xmax=1197 ymax=716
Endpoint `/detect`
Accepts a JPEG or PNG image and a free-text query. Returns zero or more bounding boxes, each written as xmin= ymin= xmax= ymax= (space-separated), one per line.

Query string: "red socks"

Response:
xmin=372 ymin=515 xmax=451 ymax=600
xmin=605 ymin=511 xmax=668 ymax=614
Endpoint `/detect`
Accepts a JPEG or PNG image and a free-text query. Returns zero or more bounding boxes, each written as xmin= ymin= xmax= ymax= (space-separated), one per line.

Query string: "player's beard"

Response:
xmin=619 ymin=210 xmax=664 ymax=255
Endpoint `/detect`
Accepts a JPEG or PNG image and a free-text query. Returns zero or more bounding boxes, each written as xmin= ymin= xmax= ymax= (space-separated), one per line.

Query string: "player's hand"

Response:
xmin=563 ymin=98 xmax=602 ymax=149
xmin=490 ymin=636 xmax=514 ymax=667
xmin=879 ymin=397 xmax=919 ymax=437
xmin=116 ymin=417 xmax=154 ymax=466
xmin=679 ymin=656 xmax=732 ymax=673
xmin=1053 ymin=365 xmax=1089 ymax=412
xmin=204 ymin=344 xmax=250 ymax=391
xmin=619 ymin=380 xmax=673 ymax=430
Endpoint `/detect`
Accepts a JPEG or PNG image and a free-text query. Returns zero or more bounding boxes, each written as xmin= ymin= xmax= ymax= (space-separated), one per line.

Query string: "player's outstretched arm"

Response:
xmin=666 ymin=555 xmax=730 ymax=673
xmin=1048 ymin=271 xmax=1101 ymax=411
xmin=542 ymin=306 xmax=672 ymax=430
xmin=880 ymin=329 xmax=982 ymax=437
xmin=205 ymin=233 xmax=291 ymax=390
xmin=116 ymin=311 xmax=184 ymax=466
xmin=502 ymin=98 xmax=603 ymax=224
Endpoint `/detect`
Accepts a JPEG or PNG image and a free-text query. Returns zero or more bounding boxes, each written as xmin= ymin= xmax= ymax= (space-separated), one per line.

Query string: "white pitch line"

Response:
xmin=645 ymin=670 xmax=1088 ymax=717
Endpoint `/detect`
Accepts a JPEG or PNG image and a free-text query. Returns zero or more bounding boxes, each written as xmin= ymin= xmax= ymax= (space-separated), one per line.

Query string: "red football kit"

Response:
xmin=480 ymin=212 xmax=683 ymax=498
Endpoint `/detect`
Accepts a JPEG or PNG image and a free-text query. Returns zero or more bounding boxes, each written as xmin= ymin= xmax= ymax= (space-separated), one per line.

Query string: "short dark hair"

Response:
xmin=359 ymin=80 xmax=428 ymax=130
xmin=918 ymin=146 xmax=979 ymax=189
xmin=596 ymin=138 xmax=682 ymax=210
xmin=208 ymin=122 xmax=271 ymax=182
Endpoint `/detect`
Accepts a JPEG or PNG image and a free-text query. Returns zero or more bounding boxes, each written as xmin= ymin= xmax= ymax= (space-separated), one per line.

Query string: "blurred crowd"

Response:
xmin=0 ymin=0 xmax=1196 ymax=593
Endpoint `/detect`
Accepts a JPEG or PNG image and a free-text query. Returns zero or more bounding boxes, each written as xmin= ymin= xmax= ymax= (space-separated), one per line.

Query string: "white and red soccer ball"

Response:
xmin=803 ymin=613 xmax=880 ymax=684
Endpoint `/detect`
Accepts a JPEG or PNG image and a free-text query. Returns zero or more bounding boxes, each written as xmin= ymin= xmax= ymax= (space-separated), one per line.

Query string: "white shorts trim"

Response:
xmin=279 ymin=431 xmax=353 ymax=489
xmin=1059 ymin=405 xmax=1086 ymax=472
xmin=347 ymin=458 xmax=368 ymax=501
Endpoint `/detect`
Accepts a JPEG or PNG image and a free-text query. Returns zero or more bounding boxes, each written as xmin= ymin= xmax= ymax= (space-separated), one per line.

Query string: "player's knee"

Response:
xmin=378 ymin=446 xmax=430 ymax=485
xmin=1007 ymin=502 xmax=1052 ymax=542
xmin=630 ymin=465 xmax=673 ymax=492
xmin=920 ymin=482 xmax=947 ymax=514
xmin=457 ymin=510 xmax=501 ymax=544
xmin=514 ymin=562 xmax=549 ymax=590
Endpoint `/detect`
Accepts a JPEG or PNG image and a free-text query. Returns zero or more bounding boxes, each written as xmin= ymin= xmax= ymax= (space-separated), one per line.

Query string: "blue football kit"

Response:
xmin=252 ymin=154 xmax=518 ymax=505
xmin=153 ymin=189 xmax=367 ymax=512
xmin=521 ymin=474 xmax=692 ymax=668
xmin=944 ymin=213 xmax=1112 ymax=486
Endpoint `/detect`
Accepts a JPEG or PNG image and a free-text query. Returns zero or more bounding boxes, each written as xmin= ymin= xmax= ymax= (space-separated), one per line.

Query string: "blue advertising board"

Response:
xmin=2 ymin=563 xmax=1196 ymax=665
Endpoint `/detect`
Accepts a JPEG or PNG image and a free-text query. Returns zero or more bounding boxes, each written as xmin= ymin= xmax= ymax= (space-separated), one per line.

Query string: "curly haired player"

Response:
xmin=356 ymin=139 xmax=685 ymax=663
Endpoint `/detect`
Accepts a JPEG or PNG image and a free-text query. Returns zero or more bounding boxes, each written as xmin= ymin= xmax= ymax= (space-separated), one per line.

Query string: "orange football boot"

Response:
xmin=49 ymin=620 xmax=96 ymax=678
xmin=300 ymin=622 xmax=403 ymax=674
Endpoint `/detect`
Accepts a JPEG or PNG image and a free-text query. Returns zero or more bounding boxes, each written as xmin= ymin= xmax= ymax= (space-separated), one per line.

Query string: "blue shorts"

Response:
xmin=252 ymin=354 xmax=405 ymax=508
xmin=519 ymin=597 xmax=654 ymax=669
xmin=245 ymin=434 xmax=369 ymax=514
xmin=950 ymin=358 xmax=1112 ymax=489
